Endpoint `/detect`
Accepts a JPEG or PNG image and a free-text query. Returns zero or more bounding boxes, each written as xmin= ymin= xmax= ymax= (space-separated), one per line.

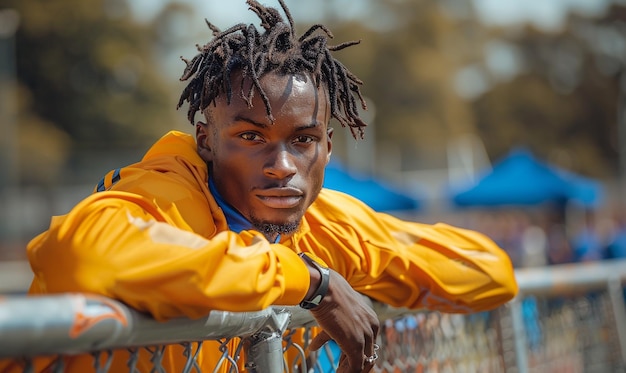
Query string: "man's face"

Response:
xmin=196 ymin=71 xmax=333 ymax=239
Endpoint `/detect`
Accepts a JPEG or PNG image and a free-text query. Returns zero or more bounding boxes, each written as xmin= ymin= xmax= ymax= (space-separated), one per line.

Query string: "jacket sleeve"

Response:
xmin=27 ymin=191 xmax=310 ymax=321
xmin=304 ymin=190 xmax=518 ymax=313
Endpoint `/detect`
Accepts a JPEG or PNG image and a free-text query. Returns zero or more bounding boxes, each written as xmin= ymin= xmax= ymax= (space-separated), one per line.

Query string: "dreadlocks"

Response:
xmin=176 ymin=0 xmax=368 ymax=139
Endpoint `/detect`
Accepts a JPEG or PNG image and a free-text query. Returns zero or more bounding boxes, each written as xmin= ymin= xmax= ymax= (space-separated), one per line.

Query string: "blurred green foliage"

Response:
xmin=1 ymin=0 xmax=624 ymax=186
xmin=326 ymin=0 xmax=624 ymax=178
xmin=1 ymin=0 xmax=185 ymax=185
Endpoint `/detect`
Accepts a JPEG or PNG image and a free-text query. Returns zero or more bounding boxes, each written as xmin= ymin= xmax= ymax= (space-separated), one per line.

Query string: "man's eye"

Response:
xmin=294 ymin=135 xmax=315 ymax=144
xmin=240 ymin=132 xmax=261 ymax=141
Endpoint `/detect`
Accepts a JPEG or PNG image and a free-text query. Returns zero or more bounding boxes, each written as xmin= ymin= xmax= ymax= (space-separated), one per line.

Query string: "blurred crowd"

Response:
xmin=462 ymin=205 xmax=626 ymax=269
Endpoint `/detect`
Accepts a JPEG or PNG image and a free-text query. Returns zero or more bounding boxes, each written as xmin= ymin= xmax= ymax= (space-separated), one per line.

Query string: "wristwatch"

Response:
xmin=298 ymin=252 xmax=330 ymax=309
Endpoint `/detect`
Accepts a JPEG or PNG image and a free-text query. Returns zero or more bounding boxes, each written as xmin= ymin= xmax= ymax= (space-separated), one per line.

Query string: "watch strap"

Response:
xmin=298 ymin=252 xmax=330 ymax=309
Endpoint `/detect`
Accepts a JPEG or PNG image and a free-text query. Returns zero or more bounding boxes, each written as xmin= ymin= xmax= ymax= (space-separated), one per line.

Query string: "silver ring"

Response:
xmin=365 ymin=344 xmax=380 ymax=364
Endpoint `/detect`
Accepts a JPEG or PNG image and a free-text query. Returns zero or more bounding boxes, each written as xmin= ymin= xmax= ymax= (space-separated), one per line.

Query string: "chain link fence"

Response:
xmin=1 ymin=259 xmax=625 ymax=373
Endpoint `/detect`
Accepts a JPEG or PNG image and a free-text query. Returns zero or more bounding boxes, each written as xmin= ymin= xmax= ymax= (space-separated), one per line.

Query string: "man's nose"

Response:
xmin=264 ymin=145 xmax=297 ymax=179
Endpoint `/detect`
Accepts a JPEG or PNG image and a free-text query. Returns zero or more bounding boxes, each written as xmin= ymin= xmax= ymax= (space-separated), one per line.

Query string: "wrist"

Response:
xmin=298 ymin=252 xmax=330 ymax=309
xmin=304 ymin=261 xmax=321 ymax=300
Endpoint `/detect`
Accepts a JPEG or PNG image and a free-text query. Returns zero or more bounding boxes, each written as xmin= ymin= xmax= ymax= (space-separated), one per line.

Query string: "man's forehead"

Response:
xmin=230 ymin=69 xmax=318 ymax=88
xmin=204 ymin=70 xmax=330 ymax=123
xmin=216 ymin=70 xmax=329 ymax=106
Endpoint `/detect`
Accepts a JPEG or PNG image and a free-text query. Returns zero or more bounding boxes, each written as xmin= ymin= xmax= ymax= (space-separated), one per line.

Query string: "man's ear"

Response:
xmin=325 ymin=127 xmax=334 ymax=164
xmin=196 ymin=121 xmax=213 ymax=163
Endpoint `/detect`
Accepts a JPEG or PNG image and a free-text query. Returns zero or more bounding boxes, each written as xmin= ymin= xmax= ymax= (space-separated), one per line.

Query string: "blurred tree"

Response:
xmin=327 ymin=0 xmax=486 ymax=173
xmin=5 ymin=0 xmax=622 ymax=185
xmin=314 ymin=0 xmax=622 ymax=183
xmin=471 ymin=4 xmax=624 ymax=179
xmin=0 ymin=0 xmax=188 ymax=185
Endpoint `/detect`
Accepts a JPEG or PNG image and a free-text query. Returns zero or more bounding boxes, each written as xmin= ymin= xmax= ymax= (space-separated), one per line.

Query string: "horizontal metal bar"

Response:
xmin=0 ymin=293 xmax=282 ymax=357
xmin=513 ymin=258 xmax=626 ymax=296
xmin=1 ymin=259 xmax=625 ymax=358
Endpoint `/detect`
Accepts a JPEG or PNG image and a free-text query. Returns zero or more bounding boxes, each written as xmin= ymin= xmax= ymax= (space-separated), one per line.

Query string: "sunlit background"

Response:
xmin=1 ymin=0 xmax=625 ymax=272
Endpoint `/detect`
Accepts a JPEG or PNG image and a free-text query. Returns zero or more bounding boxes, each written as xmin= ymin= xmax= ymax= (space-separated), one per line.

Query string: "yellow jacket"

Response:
xmin=8 ymin=131 xmax=517 ymax=372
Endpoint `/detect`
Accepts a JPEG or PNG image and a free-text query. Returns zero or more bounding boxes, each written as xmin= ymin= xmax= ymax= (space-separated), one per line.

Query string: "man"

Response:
xmin=8 ymin=1 xmax=517 ymax=372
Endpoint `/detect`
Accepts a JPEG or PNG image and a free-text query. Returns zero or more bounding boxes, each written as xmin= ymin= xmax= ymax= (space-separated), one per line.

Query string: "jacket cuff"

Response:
xmin=272 ymin=245 xmax=311 ymax=305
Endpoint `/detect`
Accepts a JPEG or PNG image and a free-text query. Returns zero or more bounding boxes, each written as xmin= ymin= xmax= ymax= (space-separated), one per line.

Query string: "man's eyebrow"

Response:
xmin=295 ymin=121 xmax=324 ymax=131
xmin=234 ymin=115 xmax=269 ymax=128
xmin=295 ymin=122 xmax=323 ymax=131
xmin=234 ymin=116 xmax=323 ymax=131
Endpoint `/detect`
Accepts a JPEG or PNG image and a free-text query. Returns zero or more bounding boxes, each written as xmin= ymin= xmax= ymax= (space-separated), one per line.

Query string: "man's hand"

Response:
xmin=308 ymin=270 xmax=380 ymax=373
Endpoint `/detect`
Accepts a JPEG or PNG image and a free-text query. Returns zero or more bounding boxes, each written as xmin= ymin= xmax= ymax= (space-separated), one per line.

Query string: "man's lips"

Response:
xmin=255 ymin=187 xmax=304 ymax=209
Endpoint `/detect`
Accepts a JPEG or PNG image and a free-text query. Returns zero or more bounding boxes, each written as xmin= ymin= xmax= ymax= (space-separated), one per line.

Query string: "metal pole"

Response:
xmin=618 ymin=72 xmax=626 ymax=204
xmin=244 ymin=311 xmax=291 ymax=373
xmin=608 ymin=276 xmax=626 ymax=368
xmin=509 ymin=298 xmax=529 ymax=373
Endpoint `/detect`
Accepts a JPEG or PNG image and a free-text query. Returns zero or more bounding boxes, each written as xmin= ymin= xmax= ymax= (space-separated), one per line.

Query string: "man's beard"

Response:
xmin=250 ymin=216 xmax=300 ymax=240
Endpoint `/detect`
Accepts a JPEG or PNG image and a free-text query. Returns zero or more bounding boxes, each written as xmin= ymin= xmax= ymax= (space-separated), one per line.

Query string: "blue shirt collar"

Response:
xmin=209 ymin=176 xmax=253 ymax=233
xmin=209 ymin=176 xmax=280 ymax=243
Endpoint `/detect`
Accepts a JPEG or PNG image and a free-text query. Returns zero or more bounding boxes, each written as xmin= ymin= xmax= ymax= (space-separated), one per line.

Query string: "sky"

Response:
xmin=129 ymin=0 xmax=613 ymax=30
xmin=473 ymin=0 xmax=611 ymax=30
xmin=128 ymin=0 xmax=615 ymax=84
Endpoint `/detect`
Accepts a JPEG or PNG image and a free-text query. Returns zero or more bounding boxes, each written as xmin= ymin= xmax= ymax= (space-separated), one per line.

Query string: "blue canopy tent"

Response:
xmin=323 ymin=161 xmax=421 ymax=212
xmin=449 ymin=148 xmax=603 ymax=208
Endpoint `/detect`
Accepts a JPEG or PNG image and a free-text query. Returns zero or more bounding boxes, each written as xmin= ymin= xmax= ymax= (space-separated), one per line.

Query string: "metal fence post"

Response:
xmin=509 ymin=298 xmax=528 ymax=373
xmin=608 ymin=276 xmax=626 ymax=369
xmin=244 ymin=309 xmax=291 ymax=373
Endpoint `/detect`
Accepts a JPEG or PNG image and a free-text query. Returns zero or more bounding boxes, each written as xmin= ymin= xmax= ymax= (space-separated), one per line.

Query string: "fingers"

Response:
xmin=337 ymin=353 xmax=369 ymax=373
xmin=338 ymin=352 xmax=376 ymax=373
xmin=308 ymin=270 xmax=381 ymax=372
xmin=337 ymin=354 xmax=349 ymax=372
xmin=363 ymin=360 xmax=375 ymax=373
xmin=358 ymin=324 xmax=378 ymax=371
xmin=364 ymin=343 xmax=379 ymax=369
xmin=343 ymin=340 xmax=378 ymax=373
xmin=309 ymin=330 xmax=332 ymax=351
xmin=310 ymin=333 xmax=379 ymax=372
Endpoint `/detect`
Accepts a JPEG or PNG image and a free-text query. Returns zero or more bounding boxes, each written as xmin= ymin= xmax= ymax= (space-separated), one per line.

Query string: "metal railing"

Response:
xmin=1 ymin=259 xmax=625 ymax=372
